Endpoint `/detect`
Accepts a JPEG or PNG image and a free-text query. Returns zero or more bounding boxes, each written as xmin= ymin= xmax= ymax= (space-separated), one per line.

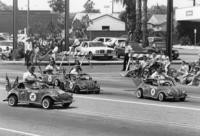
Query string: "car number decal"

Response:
xmin=151 ymin=88 xmax=156 ymax=96
xmin=29 ymin=93 xmax=37 ymax=101
xmin=48 ymin=75 xmax=52 ymax=82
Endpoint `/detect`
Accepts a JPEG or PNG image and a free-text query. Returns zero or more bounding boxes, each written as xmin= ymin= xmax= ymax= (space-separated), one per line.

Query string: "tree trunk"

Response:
xmin=142 ymin=0 xmax=148 ymax=47
xmin=134 ymin=0 xmax=142 ymax=42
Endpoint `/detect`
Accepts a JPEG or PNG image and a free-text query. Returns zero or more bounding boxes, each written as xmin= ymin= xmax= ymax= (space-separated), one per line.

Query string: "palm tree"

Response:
xmin=114 ymin=0 xmax=136 ymax=41
xmin=134 ymin=0 xmax=142 ymax=42
xmin=142 ymin=0 xmax=148 ymax=47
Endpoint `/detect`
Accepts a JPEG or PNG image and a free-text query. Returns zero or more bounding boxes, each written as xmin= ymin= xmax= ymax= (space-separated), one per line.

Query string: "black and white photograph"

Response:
xmin=0 ymin=0 xmax=200 ymax=135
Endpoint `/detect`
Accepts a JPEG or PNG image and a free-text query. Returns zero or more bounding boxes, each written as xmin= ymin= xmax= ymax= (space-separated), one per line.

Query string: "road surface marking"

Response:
xmin=74 ymin=95 xmax=200 ymax=111
xmin=64 ymin=109 xmax=200 ymax=130
xmin=0 ymin=127 xmax=41 ymax=136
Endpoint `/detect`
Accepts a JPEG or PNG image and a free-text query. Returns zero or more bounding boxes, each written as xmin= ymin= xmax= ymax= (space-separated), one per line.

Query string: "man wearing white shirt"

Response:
xmin=122 ymin=41 xmax=132 ymax=71
xmin=51 ymin=44 xmax=58 ymax=60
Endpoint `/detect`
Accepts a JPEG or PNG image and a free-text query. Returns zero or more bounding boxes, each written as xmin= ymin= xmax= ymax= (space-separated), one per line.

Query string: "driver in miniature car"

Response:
xmin=23 ymin=66 xmax=38 ymax=87
xmin=44 ymin=57 xmax=59 ymax=74
xmin=70 ymin=60 xmax=83 ymax=75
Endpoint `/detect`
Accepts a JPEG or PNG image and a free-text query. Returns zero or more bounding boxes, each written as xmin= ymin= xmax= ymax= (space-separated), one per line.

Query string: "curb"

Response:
xmin=0 ymin=60 xmax=182 ymax=65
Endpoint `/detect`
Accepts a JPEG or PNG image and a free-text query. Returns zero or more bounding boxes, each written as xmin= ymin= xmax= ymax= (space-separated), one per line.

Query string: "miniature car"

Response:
xmin=4 ymin=82 xmax=73 ymax=109
xmin=136 ymin=78 xmax=187 ymax=101
xmin=65 ymin=73 xmax=100 ymax=94
xmin=41 ymin=72 xmax=66 ymax=90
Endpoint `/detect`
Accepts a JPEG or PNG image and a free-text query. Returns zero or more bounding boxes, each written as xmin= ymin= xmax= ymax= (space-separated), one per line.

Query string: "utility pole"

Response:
xmin=13 ymin=0 xmax=18 ymax=60
xmin=65 ymin=0 xmax=70 ymax=51
xmin=27 ymin=0 xmax=30 ymax=36
xmin=166 ymin=0 xmax=173 ymax=61
xmin=112 ymin=0 xmax=114 ymax=13
xmin=193 ymin=0 xmax=196 ymax=6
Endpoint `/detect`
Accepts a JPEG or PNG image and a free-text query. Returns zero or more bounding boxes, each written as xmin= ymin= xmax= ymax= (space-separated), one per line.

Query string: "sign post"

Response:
xmin=194 ymin=29 xmax=197 ymax=46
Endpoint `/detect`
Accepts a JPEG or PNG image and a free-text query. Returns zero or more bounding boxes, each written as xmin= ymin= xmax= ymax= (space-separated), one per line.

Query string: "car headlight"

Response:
xmin=167 ymin=90 xmax=173 ymax=96
xmin=182 ymin=90 xmax=186 ymax=94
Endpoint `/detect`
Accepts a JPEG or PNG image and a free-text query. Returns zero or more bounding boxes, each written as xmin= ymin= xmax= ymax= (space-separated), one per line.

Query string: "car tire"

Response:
xmin=8 ymin=95 xmax=18 ymax=106
xmin=74 ymin=86 xmax=80 ymax=94
xmin=180 ymin=97 xmax=186 ymax=102
xmin=158 ymin=93 xmax=165 ymax=102
xmin=54 ymin=79 xmax=60 ymax=87
xmin=136 ymin=89 xmax=143 ymax=98
xmin=42 ymin=98 xmax=53 ymax=109
xmin=62 ymin=103 xmax=71 ymax=108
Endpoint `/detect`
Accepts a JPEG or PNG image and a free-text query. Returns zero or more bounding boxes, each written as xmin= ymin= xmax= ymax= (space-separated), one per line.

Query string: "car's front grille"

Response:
xmin=100 ymin=50 xmax=105 ymax=54
xmin=107 ymin=50 xmax=113 ymax=54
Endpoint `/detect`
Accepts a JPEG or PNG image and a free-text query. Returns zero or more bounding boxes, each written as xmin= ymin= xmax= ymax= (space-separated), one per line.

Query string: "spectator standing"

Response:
xmin=122 ymin=41 xmax=132 ymax=71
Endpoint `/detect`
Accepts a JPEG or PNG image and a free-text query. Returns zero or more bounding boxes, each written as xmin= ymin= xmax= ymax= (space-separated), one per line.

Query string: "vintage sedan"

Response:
xmin=136 ymin=78 xmax=187 ymax=101
xmin=65 ymin=73 xmax=100 ymax=94
xmin=4 ymin=82 xmax=73 ymax=109
xmin=75 ymin=41 xmax=115 ymax=60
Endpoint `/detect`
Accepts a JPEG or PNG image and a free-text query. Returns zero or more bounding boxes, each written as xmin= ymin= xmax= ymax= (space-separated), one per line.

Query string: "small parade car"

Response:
xmin=136 ymin=78 xmax=187 ymax=101
xmin=4 ymin=82 xmax=73 ymax=109
xmin=65 ymin=73 xmax=100 ymax=94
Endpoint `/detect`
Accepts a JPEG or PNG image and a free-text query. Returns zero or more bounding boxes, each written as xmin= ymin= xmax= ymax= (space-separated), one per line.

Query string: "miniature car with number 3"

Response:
xmin=136 ymin=78 xmax=187 ymax=101
xmin=65 ymin=73 xmax=101 ymax=94
xmin=3 ymin=81 xmax=73 ymax=109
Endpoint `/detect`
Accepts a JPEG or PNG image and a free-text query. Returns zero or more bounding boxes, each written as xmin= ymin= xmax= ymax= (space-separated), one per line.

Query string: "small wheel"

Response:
xmin=54 ymin=79 xmax=60 ymax=87
xmin=180 ymin=97 xmax=186 ymax=102
xmin=8 ymin=95 xmax=18 ymax=106
xmin=42 ymin=98 xmax=53 ymax=109
xmin=136 ymin=89 xmax=143 ymax=98
xmin=158 ymin=93 xmax=165 ymax=102
xmin=62 ymin=103 xmax=71 ymax=108
xmin=74 ymin=86 xmax=80 ymax=94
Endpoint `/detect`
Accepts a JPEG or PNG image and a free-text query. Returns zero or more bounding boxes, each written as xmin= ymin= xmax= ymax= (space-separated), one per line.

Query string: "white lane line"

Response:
xmin=74 ymin=95 xmax=200 ymax=111
xmin=0 ymin=127 xmax=41 ymax=136
xmin=64 ymin=109 xmax=200 ymax=130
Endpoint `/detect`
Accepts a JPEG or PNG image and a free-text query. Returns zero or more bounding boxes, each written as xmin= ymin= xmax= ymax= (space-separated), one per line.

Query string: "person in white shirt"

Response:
xmin=23 ymin=66 xmax=37 ymax=84
xmin=45 ymin=57 xmax=59 ymax=74
xmin=122 ymin=41 xmax=132 ymax=71
xmin=51 ymin=44 xmax=58 ymax=60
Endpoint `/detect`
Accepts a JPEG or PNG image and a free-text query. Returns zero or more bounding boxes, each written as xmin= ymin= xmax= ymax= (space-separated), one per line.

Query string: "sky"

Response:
xmin=0 ymin=0 xmax=198 ymax=13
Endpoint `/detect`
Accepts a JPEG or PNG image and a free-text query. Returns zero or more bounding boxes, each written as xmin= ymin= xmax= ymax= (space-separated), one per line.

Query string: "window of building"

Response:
xmin=102 ymin=26 xmax=110 ymax=31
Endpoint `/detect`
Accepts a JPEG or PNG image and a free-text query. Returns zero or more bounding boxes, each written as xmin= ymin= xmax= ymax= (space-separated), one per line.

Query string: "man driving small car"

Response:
xmin=23 ymin=65 xmax=37 ymax=84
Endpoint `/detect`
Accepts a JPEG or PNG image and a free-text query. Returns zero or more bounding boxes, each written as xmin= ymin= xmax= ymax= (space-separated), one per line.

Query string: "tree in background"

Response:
xmin=115 ymin=0 xmax=136 ymax=41
xmin=83 ymin=0 xmax=100 ymax=13
xmin=0 ymin=0 xmax=12 ymax=10
xmin=48 ymin=0 xmax=65 ymax=13
xmin=134 ymin=0 xmax=142 ymax=42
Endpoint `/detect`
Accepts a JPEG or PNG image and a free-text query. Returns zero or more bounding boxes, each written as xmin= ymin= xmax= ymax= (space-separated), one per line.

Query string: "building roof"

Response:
xmin=73 ymin=13 xmax=120 ymax=21
xmin=148 ymin=14 xmax=167 ymax=25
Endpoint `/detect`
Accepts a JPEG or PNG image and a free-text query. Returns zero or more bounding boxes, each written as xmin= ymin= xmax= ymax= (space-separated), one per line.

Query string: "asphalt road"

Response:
xmin=0 ymin=64 xmax=200 ymax=136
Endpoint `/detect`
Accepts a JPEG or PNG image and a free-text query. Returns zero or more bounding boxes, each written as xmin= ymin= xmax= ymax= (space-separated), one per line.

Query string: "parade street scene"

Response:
xmin=0 ymin=0 xmax=200 ymax=136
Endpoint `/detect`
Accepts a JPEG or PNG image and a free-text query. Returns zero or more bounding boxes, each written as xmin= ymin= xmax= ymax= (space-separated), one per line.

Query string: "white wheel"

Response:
xmin=42 ymin=98 xmax=52 ymax=109
xmin=158 ymin=93 xmax=165 ymax=102
xmin=136 ymin=89 xmax=143 ymax=98
xmin=8 ymin=95 xmax=18 ymax=106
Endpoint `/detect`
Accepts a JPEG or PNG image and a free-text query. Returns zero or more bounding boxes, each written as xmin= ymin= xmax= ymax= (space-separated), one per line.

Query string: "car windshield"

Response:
xmin=89 ymin=42 xmax=105 ymax=47
xmin=0 ymin=41 xmax=12 ymax=46
xmin=159 ymin=80 xmax=174 ymax=86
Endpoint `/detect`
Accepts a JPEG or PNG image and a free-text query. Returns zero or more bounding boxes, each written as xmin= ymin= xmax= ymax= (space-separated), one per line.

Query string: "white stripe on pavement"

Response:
xmin=74 ymin=95 xmax=200 ymax=111
xmin=0 ymin=127 xmax=41 ymax=136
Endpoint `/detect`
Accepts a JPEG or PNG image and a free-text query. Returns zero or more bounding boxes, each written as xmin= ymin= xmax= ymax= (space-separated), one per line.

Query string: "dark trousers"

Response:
xmin=123 ymin=53 xmax=129 ymax=71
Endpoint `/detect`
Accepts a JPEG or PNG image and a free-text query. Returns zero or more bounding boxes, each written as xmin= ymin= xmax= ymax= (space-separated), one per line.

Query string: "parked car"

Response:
xmin=0 ymin=40 xmax=13 ymax=52
xmin=4 ymin=82 xmax=73 ymax=109
xmin=75 ymin=41 xmax=115 ymax=60
xmin=104 ymin=38 xmax=127 ymax=48
xmin=136 ymin=78 xmax=187 ymax=101
xmin=93 ymin=37 xmax=115 ymax=43
xmin=114 ymin=41 xmax=145 ymax=58
xmin=145 ymin=42 xmax=179 ymax=60
xmin=65 ymin=73 xmax=100 ymax=94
